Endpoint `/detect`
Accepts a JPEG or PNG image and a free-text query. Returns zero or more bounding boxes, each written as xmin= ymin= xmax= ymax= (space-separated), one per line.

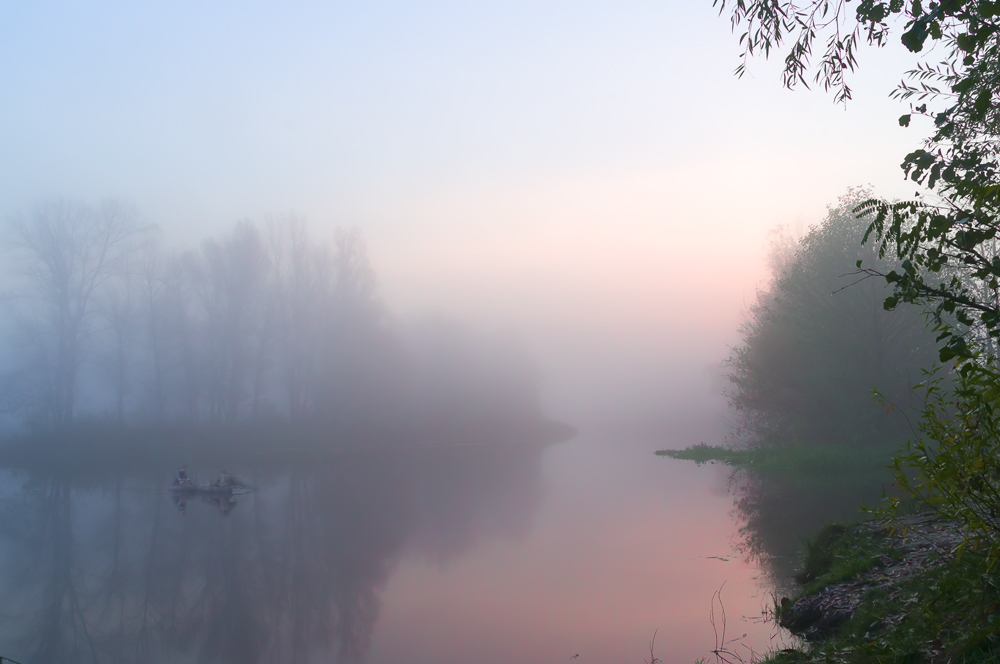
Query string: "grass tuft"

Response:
xmin=656 ymin=442 xmax=894 ymax=487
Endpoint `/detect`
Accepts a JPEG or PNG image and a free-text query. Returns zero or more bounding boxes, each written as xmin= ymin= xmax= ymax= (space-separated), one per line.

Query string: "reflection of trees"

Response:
xmin=727 ymin=467 xmax=892 ymax=588
xmin=0 ymin=478 xmax=99 ymax=663
xmin=0 ymin=442 xmax=548 ymax=663
xmin=34 ymin=480 xmax=85 ymax=663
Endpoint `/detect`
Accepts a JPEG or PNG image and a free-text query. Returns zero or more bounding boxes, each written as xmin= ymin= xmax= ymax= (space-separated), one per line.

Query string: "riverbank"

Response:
xmin=767 ymin=513 xmax=1000 ymax=663
xmin=656 ymin=442 xmax=894 ymax=485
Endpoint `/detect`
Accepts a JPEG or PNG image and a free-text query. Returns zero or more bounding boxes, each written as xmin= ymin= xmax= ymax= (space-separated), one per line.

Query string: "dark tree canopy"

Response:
xmin=717 ymin=0 xmax=1000 ymax=559
xmin=717 ymin=0 xmax=1000 ymax=365
xmin=727 ymin=191 xmax=939 ymax=446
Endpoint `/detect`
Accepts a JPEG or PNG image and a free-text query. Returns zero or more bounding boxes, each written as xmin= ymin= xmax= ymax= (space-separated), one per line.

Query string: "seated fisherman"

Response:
xmin=215 ymin=469 xmax=232 ymax=488
xmin=173 ymin=465 xmax=191 ymax=485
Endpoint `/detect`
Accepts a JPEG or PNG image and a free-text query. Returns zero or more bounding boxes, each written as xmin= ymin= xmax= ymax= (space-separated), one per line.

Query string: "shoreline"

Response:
xmin=764 ymin=513 xmax=996 ymax=663
xmin=0 ymin=417 xmax=577 ymax=472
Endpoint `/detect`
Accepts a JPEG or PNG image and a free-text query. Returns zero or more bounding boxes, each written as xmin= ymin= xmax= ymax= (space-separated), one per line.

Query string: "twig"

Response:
xmin=644 ymin=628 xmax=662 ymax=664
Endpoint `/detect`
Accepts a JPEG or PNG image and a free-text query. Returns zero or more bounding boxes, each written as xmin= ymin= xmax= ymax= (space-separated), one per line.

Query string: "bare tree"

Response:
xmin=165 ymin=251 xmax=203 ymax=421
xmin=333 ymin=226 xmax=377 ymax=309
xmin=189 ymin=221 xmax=271 ymax=423
xmin=267 ymin=217 xmax=332 ymax=419
xmin=136 ymin=231 xmax=169 ymax=422
xmin=7 ymin=199 xmax=144 ymax=425
xmin=100 ymin=258 xmax=136 ymax=426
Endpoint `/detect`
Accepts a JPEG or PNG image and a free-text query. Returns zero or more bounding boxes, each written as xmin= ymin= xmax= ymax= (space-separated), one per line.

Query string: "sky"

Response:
xmin=0 ymin=1 xmax=929 ymax=436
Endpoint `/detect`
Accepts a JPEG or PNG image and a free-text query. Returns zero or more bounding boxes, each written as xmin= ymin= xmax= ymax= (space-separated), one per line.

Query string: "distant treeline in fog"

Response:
xmin=726 ymin=189 xmax=941 ymax=447
xmin=0 ymin=199 xmax=545 ymax=438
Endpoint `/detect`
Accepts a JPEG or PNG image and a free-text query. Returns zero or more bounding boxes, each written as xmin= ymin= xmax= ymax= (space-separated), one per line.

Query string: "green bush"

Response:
xmin=888 ymin=363 xmax=1000 ymax=565
xmin=727 ymin=190 xmax=939 ymax=449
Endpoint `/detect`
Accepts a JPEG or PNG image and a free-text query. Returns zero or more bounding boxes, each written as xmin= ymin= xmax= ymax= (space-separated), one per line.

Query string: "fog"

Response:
xmin=0 ymin=1 xmax=926 ymax=438
xmin=0 ymin=2 xmax=939 ymax=662
xmin=0 ymin=445 xmax=548 ymax=663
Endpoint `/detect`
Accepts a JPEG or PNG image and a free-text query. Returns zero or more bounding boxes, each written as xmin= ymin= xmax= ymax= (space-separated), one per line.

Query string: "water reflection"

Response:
xmin=0 ymin=442 xmax=549 ymax=664
xmin=727 ymin=464 xmax=895 ymax=589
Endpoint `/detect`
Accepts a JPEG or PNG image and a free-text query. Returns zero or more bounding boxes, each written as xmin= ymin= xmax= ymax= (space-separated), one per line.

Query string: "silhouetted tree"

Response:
xmin=188 ymin=221 xmax=271 ymax=423
xmin=727 ymin=190 xmax=939 ymax=447
xmin=135 ymin=230 xmax=171 ymax=422
xmin=100 ymin=260 xmax=136 ymax=426
xmin=267 ymin=216 xmax=331 ymax=419
xmin=5 ymin=199 xmax=145 ymax=425
xmin=0 ymin=203 xmax=546 ymax=436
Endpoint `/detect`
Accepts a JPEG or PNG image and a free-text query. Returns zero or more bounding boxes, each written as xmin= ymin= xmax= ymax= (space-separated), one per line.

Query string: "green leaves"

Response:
xmin=727 ymin=191 xmax=940 ymax=447
xmin=886 ymin=364 xmax=1000 ymax=566
xmin=973 ymin=90 xmax=993 ymax=117
xmin=956 ymin=32 xmax=977 ymax=52
xmin=717 ymin=0 xmax=1000 ymax=586
xmin=901 ymin=19 xmax=931 ymax=52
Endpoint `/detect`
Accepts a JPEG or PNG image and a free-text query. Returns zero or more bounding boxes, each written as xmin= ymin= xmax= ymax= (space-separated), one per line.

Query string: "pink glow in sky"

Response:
xmin=0 ymin=0 xmax=931 ymax=428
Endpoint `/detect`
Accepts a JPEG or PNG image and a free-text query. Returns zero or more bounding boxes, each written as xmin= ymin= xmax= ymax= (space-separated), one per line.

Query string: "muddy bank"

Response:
xmin=779 ymin=514 xmax=965 ymax=640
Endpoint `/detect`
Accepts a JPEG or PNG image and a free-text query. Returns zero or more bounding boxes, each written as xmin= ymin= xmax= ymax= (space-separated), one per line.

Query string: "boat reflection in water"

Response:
xmin=171 ymin=489 xmax=239 ymax=515
xmin=0 ymin=440 xmax=552 ymax=664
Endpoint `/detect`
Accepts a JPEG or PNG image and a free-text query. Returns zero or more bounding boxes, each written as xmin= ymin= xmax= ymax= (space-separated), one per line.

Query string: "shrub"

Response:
xmin=888 ymin=363 xmax=1000 ymax=564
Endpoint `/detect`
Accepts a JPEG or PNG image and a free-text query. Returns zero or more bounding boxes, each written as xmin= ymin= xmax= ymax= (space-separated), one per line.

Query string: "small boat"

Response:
xmin=169 ymin=481 xmax=253 ymax=495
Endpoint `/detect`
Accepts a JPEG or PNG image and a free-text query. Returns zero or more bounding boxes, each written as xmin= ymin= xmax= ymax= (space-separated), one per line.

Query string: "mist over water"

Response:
xmin=0 ymin=175 xmax=889 ymax=664
xmin=0 ymin=182 xmax=862 ymax=663
xmin=0 ymin=434 xmax=804 ymax=664
xmin=0 ymin=196 xmax=875 ymax=664
xmin=0 ymin=2 xmax=930 ymax=662
xmin=0 ymin=444 xmax=548 ymax=663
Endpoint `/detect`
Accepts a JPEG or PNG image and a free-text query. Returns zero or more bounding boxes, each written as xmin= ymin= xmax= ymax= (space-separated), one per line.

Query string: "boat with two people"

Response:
xmin=170 ymin=466 xmax=254 ymax=495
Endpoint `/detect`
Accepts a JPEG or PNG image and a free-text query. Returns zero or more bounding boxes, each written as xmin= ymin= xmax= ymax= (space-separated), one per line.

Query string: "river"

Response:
xmin=0 ymin=433 xmax=798 ymax=664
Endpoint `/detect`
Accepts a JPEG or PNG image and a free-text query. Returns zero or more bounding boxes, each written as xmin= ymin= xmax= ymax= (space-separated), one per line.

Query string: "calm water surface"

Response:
xmin=0 ymin=435 xmax=794 ymax=663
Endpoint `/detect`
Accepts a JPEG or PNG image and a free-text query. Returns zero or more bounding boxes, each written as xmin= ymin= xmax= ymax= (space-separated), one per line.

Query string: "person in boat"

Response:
xmin=173 ymin=465 xmax=191 ymax=486
xmin=214 ymin=469 xmax=232 ymax=488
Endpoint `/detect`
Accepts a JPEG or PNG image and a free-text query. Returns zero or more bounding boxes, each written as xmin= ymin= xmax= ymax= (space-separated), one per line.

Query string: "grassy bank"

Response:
xmin=656 ymin=442 xmax=896 ymax=487
xmin=660 ymin=444 xmax=1000 ymax=661
xmin=765 ymin=517 xmax=1000 ymax=663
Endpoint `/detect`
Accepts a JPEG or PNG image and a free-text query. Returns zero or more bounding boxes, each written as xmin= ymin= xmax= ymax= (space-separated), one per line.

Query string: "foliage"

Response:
xmin=726 ymin=191 xmax=938 ymax=448
xmin=713 ymin=0 xmax=1000 ymax=365
xmin=884 ymin=363 xmax=1000 ymax=564
xmin=793 ymin=522 xmax=900 ymax=592
xmin=715 ymin=0 xmax=1000 ymax=568
xmin=656 ymin=442 xmax=893 ymax=480
xmin=764 ymin=523 xmax=1000 ymax=663
xmin=656 ymin=442 xmax=741 ymax=464
xmin=714 ymin=0 xmax=999 ymax=113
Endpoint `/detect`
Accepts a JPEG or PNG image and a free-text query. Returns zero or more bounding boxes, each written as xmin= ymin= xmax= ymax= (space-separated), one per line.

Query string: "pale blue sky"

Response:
xmin=0 ymin=1 xmax=929 ymax=426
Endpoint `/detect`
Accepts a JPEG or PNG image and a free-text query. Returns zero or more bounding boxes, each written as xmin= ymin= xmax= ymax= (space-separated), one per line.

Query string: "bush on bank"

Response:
xmin=764 ymin=519 xmax=1000 ymax=664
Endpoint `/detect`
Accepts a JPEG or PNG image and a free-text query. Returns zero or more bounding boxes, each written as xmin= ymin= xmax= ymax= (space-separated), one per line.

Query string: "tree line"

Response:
xmin=715 ymin=0 xmax=1000 ymax=585
xmin=726 ymin=189 xmax=940 ymax=448
xmin=0 ymin=199 xmax=542 ymax=436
